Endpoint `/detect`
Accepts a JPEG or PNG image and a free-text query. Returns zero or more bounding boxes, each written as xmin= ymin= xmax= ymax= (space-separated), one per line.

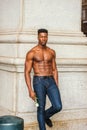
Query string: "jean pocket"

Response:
xmin=50 ymin=77 xmax=57 ymax=85
xmin=33 ymin=78 xmax=40 ymax=85
xmin=50 ymin=76 xmax=54 ymax=82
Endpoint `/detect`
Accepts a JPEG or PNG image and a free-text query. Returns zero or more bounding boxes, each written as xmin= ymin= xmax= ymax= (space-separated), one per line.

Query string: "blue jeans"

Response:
xmin=33 ymin=76 xmax=62 ymax=130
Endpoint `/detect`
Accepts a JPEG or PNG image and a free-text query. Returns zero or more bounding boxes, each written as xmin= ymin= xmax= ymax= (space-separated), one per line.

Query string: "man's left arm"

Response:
xmin=52 ymin=51 xmax=59 ymax=86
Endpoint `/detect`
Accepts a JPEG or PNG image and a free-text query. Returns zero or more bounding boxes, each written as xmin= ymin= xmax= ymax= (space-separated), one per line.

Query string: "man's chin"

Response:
xmin=42 ymin=43 xmax=46 ymax=46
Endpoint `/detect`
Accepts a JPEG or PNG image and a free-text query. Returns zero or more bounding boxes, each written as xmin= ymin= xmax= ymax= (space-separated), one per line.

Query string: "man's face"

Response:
xmin=38 ymin=32 xmax=48 ymax=46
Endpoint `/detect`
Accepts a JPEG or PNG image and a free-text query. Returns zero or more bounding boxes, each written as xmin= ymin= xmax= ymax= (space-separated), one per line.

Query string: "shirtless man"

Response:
xmin=25 ymin=29 xmax=62 ymax=130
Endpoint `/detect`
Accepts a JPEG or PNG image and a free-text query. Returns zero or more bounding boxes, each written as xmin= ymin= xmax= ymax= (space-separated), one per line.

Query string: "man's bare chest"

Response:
xmin=33 ymin=50 xmax=53 ymax=62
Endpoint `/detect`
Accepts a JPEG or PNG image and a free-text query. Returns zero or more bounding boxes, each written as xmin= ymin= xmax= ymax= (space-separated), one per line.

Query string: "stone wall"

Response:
xmin=0 ymin=0 xmax=87 ymax=130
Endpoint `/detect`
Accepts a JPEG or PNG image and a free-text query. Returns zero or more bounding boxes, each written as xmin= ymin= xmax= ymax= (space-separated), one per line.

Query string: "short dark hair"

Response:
xmin=38 ymin=28 xmax=48 ymax=35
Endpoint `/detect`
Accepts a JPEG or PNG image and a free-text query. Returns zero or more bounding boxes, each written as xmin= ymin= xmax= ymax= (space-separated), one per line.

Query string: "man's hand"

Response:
xmin=29 ymin=90 xmax=36 ymax=101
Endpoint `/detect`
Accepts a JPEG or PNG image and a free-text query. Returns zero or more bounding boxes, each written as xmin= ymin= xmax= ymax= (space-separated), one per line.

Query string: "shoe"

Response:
xmin=45 ymin=118 xmax=53 ymax=127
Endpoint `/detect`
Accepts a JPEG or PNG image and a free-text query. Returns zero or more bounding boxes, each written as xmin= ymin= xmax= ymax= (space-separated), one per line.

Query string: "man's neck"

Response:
xmin=38 ymin=44 xmax=46 ymax=49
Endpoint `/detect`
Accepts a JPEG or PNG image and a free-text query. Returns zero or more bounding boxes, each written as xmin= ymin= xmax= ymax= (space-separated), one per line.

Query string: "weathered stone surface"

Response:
xmin=0 ymin=0 xmax=87 ymax=130
xmin=24 ymin=119 xmax=87 ymax=130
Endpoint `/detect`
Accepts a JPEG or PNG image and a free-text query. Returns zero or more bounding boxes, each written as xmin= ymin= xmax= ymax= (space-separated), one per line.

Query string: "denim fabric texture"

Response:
xmin=33 ymin=76 xmax=62 ymax=130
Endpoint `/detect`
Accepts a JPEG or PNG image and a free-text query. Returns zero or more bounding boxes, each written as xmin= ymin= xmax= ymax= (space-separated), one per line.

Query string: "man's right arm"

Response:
xmin=24 ymin=51 xmax=36 ymax=100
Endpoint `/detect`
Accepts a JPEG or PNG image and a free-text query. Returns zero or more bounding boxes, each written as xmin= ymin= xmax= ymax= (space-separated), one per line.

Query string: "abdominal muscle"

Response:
xmin=33 ymin=60 xmax=53 ymax=76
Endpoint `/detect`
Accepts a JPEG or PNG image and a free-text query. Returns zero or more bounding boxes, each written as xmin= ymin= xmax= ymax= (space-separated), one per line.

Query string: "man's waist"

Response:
xmin=34 ymin=75 xmax=53 ymax=79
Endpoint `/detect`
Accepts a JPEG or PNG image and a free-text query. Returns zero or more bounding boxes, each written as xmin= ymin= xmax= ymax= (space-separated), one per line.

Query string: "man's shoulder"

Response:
xmin=26 ymin=46 xmax=37 ymax=60
xmin=47 ymin=46 xmax=55 ymax=54
xmin=27 ymin=45 xmax=38 ymax=55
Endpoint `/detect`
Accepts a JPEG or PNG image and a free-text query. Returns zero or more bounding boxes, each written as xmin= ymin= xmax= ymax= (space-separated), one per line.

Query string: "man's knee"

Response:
xmin=38 ymin=106 xmax=45 ymax=113
xmin=54 ymin=104 xmax=62 ymax=113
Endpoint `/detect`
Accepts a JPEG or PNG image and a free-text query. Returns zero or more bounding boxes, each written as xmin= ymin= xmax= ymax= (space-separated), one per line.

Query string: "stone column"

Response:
xmin=0 ymin=0 xmax=87 ymax=130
